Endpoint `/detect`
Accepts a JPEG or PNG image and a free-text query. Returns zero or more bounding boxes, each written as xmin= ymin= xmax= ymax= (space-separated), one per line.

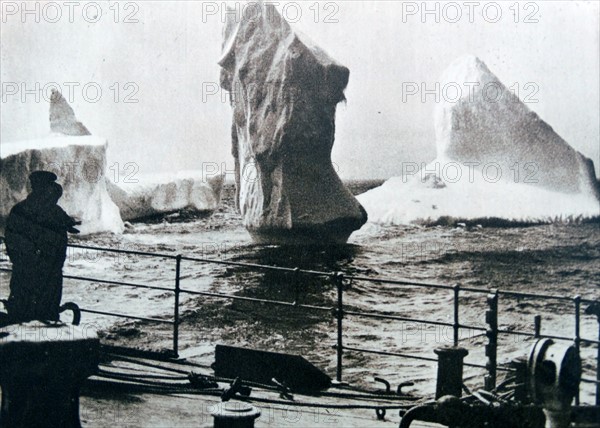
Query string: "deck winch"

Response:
xmin=399 ymin=338 xmax=582 ymax=428
xmin=528 ymin=338 xmax=581 ymax=428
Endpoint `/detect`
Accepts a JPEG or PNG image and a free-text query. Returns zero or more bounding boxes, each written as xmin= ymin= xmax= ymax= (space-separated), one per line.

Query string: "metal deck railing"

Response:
xmin=0 ymin=239 xmax=598 ymax=405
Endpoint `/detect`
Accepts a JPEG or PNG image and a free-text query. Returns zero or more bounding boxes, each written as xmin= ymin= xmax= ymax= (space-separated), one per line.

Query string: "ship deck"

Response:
xmin=75 ymin=351 xmax=439 ymax=428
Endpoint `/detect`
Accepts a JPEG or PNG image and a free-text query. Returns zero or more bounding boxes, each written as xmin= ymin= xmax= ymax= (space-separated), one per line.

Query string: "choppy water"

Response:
xmin=1 ymin=181 xmax=599 ymax=402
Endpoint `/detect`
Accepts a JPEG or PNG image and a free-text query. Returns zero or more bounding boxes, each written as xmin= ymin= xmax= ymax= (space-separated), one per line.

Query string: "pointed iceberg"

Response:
xmin=359 ymin=56 xmax=599 ymax=225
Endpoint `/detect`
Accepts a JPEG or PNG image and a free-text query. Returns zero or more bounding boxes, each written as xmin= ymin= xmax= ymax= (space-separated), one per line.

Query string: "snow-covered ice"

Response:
xmin=106 ymin=171 xmax=224 ymax=221
xmin=359 ymin=56 xmax=600 ymax=225
xmin=1 ymin=135 xmax=124 ymax=234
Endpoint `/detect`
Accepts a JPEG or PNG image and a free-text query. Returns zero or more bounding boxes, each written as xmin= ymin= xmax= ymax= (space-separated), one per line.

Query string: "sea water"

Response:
xmin=1 ymin=181 xmax=598 ymax=402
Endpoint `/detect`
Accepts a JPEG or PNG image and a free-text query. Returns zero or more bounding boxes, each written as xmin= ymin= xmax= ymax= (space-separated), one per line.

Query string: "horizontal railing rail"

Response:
xmin=177 ymin=286 xmax=333 ymax=312
xmin=7 ymin=241 xmax=596 ymax=302
xmin=0 ymin=238 xmax=598 ymax=404
xmin=79 ymin=308 xmax=175 ymax=325
xmin=44 ymin=243 xmax=600 ymax=303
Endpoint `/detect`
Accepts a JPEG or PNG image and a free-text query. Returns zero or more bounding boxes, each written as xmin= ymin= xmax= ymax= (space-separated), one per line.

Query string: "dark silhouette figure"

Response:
xmin=3 ymin=171 xmax=80 ymax=323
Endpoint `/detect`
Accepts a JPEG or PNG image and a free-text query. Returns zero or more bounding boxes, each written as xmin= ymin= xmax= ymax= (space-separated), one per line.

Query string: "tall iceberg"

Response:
xmin=219 ymin=3 xmax=367 ymax=244
xmin=359 ymin=56 xmax=600 ymax=224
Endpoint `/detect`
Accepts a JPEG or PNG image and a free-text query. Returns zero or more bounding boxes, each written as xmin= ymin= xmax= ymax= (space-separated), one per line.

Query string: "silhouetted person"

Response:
xmin=4 ymin=171 xmax=80 ymax=323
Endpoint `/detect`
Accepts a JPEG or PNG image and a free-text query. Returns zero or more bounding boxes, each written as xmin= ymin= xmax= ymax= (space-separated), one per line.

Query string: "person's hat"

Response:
xmin=29 ymin=171 xmax=58 ymax=190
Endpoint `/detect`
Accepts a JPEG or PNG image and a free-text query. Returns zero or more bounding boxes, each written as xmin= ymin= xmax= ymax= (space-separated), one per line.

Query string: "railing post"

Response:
xmin=293 ymin=267 xmax=300 ymax=305
xmin=333 ymin=272 xmax=344 ymax=382
xmin=584 ymin=301 xmax=600 ymax=406
xmin=485 ymin=289 xmax=498 ymax=391
xmin=595 ymin=307 xmax=600 ymax=407
xmin=173 ymin=255 xmax=182 ymax=358
xmin=534 ymin=314 xmax=541 ymax=338
xmin=453 ymin=284 xmax=460 ymax=347
xmin=597 ymin=317 xmax=600 ymax=408
xmin=574 ymin=295 xmax=581 ymax=405
xmin=584 ymin=302 xmax=600 ymax=406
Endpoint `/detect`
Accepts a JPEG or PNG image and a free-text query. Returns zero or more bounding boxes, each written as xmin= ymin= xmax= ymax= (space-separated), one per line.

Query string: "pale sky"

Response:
xmin=1 ymin=1 xmax=599 ymax=179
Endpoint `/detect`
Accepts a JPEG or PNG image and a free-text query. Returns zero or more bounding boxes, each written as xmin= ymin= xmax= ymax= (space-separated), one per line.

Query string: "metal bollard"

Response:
xmin=211 ymin=402 xmax=261 ymax=428
xmin=0 ymin=321 xmax=99 ymax=428
xmin=434 ymin=346 xmax=469 ymax=399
